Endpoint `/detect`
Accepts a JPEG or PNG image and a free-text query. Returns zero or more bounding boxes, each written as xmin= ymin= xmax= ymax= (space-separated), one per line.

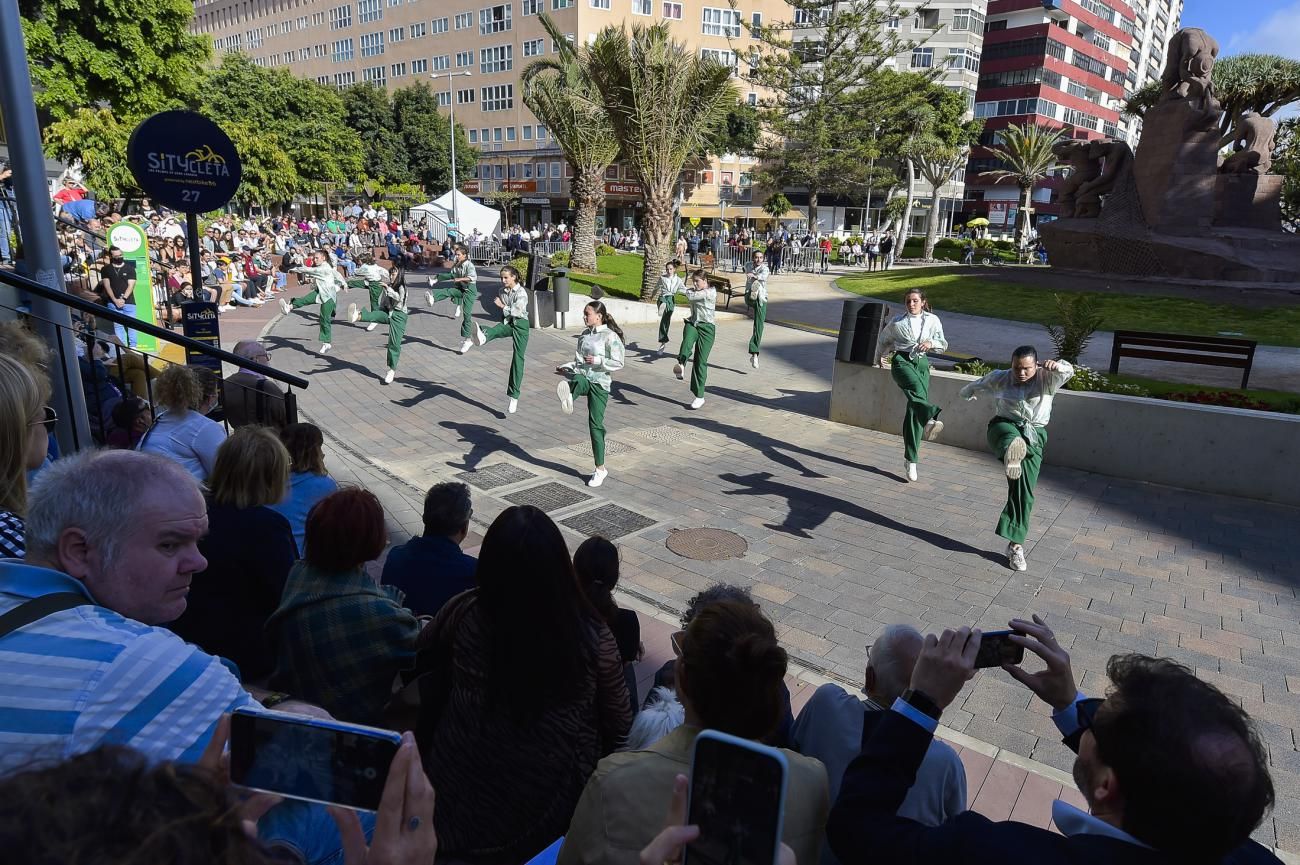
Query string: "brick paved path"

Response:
xmin=255 ymin=269 xmax=1300 ymax=854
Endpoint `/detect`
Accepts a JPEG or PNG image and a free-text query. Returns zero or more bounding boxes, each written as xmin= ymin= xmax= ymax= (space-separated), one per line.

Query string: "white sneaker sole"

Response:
xmin=383 ymin=369 xmax=395 ymax=385
xmin=1004 ymin=437 xmax=1027 ymax=480
xmin=557 ymin=380 xmax=573 ymax=414
xmin=923 ymin=419 xmax=944 ymax=442
xmin=673 ymin=363 xmax=684 ymax=381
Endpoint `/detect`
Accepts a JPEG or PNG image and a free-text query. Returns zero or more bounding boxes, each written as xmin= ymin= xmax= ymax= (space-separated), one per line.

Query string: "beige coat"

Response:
xmin=557 ymin=725 xmax=829 ymax=865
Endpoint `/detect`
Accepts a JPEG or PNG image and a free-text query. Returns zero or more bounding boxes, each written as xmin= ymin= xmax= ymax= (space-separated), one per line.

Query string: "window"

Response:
xmin=632 ymin=0 xmax=652 ymax=15
xmin=750 ymin=11 xmax=761 ymax=34
xmin=522 ymin=160 xmax=533 ymax=175
xmin=538 ymin=126 xmax=548 ymax=141
xmin=979 ymin=66 xmax=1062 ymax=91
xmin=662 ymin=1 xmax=681 ymax=18
xmin=358 ymin=0 xmax=382 ymax=23
xmin=523 ymin=126 xmax=533 ymax=140
xmin=481 ymin=44 xmax=512 ymax=73
xmin=334 ymin=70 xmax=356 ymax=86
xmin=506 ymin=127 xmax=516 ymax=141
xmin=456 ymin=50 xmax=473 ymax=66
xmin=411 ymin=21 xmax=426 ymax=37
xmin=522 ymin=0 xmax=542 ymax=13
xmin=412 ymin=57 xmax=428 ymax=73
xmin=947 ymin=47 xmax=979 ymax=72
xmin=552 ymin=0 xmax=572 ymax=8
xmin=973 ymin=98 xmax=1059 ymax=120
xmin=914 ymin=9 xmax=939 ymax=30
xmin=469 ymin=129 xmax=478 ymax=143
xmin=431 ymin=16 xmax=448 ymax=33
xmin=700 ymin=48 xmax=737 ymax=70
xmin=432 ymin=54 xmax=449 ymax=70
xmin=457 ymin=88 xmax=476 ymax=104
xmin=331 ymin=38 xmax=354 ymax=60
xmin=524 ymin=38 xmax=545 ymax=56
xmin=983 ymin=36 xmax=1067 ymax=63
xmin=330 ymin=5 xmax=352 ymax=29
xmin=910 ymin=47 xmax=933 ymax=68
xmin=437 ymin=91 xmax=451 ymax=106
xmin=1071 ymin=50 xmax=1107 ymax=77
xmin=454 ymin=12 xmax=473 ymax=28
xmin=391 ymin=61 xmax=407 ymax=77
xmin=363 ymin=65 xmax=386 ymax=85
xmin=701 ymin=7 xmax=741 ymax=36
xmin=591 ymin=0 xmax=610 ymax=8
xmin=493 ymin=129 xmax=503 ymax=143
xmin=389 ymin=26 xmax=404 ymax=41
xmin=605 ymin=164 xmax=620 ymax=180
xmin=793 ymin=7 xmax=829 ymax=25
xmin=747 ymin=91 xmax=757 ymax=106
xmin=481 ymin=83 xmax=513 ymax=111
xmin=538 ymin=162 xmax=548 ymax=178
xmin=1063 ymin=107 xmax=1100 ymax=130
xmin=361 ymin=31 xmax=384 ymax=56
xmin=480 ymin=4 xmax=512 ymax=33
xmin=951 ymin=9 xmax=984 ymax=32
xmin=886 ymin=15 xmax=898 ymax=29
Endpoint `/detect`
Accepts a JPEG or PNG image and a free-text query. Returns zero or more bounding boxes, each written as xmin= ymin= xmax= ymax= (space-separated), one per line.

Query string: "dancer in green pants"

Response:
xmin=745 ymin=250 xmax=770 ymax=369
xmin=556 ymin=301 xmax=625 ymax=488
xmin=879 ymin=287 xmax=949 ymax=482
xmin=425 ymin=243 xmax=478 ymax=351
xmin=673 ymin=270 xmax=717 ymax=410
xmin=347 ymin=265 xmax=409 ymax=385
xmin=280 ymin=250 xmax=347 ymax=354
xmin=960 ymin=347 xmax=1075 ymax=573
xmin=350 ymin=254 xmax=389 ymax=311
xmin=657 ymin=259 xmax=684 ymax=352
xmin=469 ymin=264 xmax=530 ymax=414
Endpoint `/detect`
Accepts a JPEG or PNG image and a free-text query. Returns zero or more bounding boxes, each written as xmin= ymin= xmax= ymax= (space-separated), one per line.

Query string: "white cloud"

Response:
xmin=1225 ymin=1 xmax=1300 ymax=58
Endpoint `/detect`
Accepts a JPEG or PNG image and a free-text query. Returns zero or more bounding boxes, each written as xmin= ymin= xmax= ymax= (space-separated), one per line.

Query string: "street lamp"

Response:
xmin=433 ymin=70 xmax=473 ymax=239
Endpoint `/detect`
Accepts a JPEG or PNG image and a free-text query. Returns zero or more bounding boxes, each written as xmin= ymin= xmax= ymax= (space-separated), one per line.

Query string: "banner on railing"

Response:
xmin=107 ymin=221 xmax=159 ymax=354
xmin=181 ymin=302 xmax=222 ymax=373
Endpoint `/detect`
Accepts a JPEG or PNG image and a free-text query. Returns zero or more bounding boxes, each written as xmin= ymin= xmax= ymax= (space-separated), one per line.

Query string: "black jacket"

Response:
xmin=826 ymin=708 xmax=1281 ymax=865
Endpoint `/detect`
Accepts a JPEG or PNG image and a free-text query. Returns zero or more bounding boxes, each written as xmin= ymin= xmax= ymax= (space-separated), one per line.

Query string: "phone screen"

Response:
xmin=229 ymin=711 xmax=402 ymax=812
xmin=686 ymin=734 xmax=786 ymax=865
xmin=975 ymin=630 xmax=1026 ymax=669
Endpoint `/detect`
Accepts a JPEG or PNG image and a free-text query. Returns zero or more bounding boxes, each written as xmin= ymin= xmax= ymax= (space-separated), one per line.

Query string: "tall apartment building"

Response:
xmin=190 ymin=0 xmax=796 ymax=230
xmin=1118 ymin=0 xmax=1182 ymax=144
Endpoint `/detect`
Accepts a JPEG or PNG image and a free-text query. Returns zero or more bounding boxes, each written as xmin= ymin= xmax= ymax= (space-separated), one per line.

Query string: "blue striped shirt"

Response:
xmin=0 ymin=561 xmax=256 ymax=774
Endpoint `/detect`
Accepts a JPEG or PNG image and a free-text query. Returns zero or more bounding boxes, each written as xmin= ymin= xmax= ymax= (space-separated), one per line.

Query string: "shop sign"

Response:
xmin=605 ymin=180 xmax=644 ymax=196
xmin=502 ymin=180 xmax=537 ymax=192
xmin=521 ymin=197 xmax=550 ymax=205
xmin=461 ymin=180 xmax=480 ymax=194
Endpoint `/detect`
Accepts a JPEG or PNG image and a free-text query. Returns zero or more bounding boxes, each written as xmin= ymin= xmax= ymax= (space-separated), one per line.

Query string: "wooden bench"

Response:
xmin=703 ymin=271 xmax=743 ymax=308
xmin=1109 ymin=330 xmax=1257 ymax=389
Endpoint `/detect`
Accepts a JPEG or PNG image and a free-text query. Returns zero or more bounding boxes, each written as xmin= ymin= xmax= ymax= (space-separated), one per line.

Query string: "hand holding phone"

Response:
xmin=684 ymin=731 xmax=788 ymax=865
xmin=974 ymin=630 xmax=1026 ymax=669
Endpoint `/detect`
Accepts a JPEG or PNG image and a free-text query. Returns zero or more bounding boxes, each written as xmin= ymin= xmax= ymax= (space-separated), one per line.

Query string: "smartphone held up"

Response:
xmin=685 ymin=730 xmax=789 ymax=865
xmin=974 ymin=629 xmax=1026 ymax=669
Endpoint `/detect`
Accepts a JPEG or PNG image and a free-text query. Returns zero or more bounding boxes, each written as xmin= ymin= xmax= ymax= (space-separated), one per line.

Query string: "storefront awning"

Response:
xmin=679 ymin=204 xmax=721 ymax=218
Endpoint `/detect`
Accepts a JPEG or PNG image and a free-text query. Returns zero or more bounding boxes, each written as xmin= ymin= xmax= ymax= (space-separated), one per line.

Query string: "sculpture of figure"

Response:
xmin=1074 ymin=139 xmax=1134 ymax=218
xmin=1052 ymin=139 xmax=1102 ymax=218
xmin=1220 ymin=112 xmax=1277 ymax=175
xmin=1159 ymin=28 xmax=1221 ymax=119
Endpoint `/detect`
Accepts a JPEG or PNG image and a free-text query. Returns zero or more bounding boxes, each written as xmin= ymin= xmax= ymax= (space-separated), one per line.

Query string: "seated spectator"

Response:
xmin=0 ymin=355 xmax=51 ymax=559
xmin=222 ymin=339 xmax=288 ymax=430
xmin=166 ymin=427 xmax=296 ymax=683
xmin=137 ymin=363 xmax=225 ymax=482
xmin=267 ymin=487 xmax=420 ymax=725
xmin=558 ymin=598 xmax=829 ymax=865
xmin=792 ymin=624 xmax=966 ymax=864
xmin=622 ymin=685 xmax=685 ymax=752
xmin=77 ymin=339 xmax=123 ymax=442
xmin=105 ymin=396 xmax=152 ymax=449
xmin=574 ymin=535 xmax=641 ymax=711
xmin=413 ymin=505 xmax=632 ymax=864
xmin=381 ymin=481 xmax=476 ymax=618
xmin=827 ymin=617 xmax=1281 ymax=865
xmin=270 ymin=422 xmax=338 ymax=554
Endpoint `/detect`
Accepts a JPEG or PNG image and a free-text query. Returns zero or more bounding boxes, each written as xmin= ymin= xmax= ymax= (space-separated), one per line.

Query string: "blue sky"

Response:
xmin=1180 ymin=0 xmax=1300 ymax=59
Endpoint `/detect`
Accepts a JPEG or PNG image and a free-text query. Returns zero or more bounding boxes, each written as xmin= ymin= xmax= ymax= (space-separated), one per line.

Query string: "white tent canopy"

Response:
xmin=410 ymin=190 xmax=501 ymax=240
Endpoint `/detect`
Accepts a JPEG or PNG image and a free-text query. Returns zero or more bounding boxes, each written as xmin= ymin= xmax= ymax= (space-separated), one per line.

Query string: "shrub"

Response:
xmin=550 ymin=251 xmax=571 ymax=267
xmin=953 ymin=359 xmax=993 ymax=376
xmin=993 ymin=239 xmax=1016 ymax=251
xmin=973 ymin=238 xmax=998 ymax=249
xmin=1164 ymin=390 xmax=1272 ymax=411
xmin=595 ymin=243 xmax=617 ymax=256
xmin=1045 ymin=293 xmax=1104 ymax=364
xmin=508 ymin=255 xmax=529 ymax=276
xmin=936 ymin=238 xmax=961 ymax=249
xmin=1063 ymin=366 xmax=1149 ymax=396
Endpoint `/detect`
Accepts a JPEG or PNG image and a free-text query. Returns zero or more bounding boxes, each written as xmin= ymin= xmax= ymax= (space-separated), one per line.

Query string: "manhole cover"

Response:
xmin=455 ymin=462 xmax=538 ymax=491
xmin=666 ymin=527 xmax=748 ymax=561
xmin=568 ymin=438 xmax=637 ymax=458
xmin=562 ymin=506 xmax=657 ymax=540
xmin=503 ymin=481 xmax=593 ymax=513
xmin=631 ymin=425 xmax=700 ymax=444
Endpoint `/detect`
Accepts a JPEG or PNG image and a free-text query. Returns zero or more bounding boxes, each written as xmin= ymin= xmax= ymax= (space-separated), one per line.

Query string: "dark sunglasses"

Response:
xmin=29 ymin=405 xmax=57 ymax=433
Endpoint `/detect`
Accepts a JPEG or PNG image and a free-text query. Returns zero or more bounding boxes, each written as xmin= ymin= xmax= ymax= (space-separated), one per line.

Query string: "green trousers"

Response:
xmin=987 ymin=418 xmax=1046 ymax=545
xmin=570 ymin=376 xmax=609 ymax=466
xmin=291 ymin=290 xmax=335 ymax=343
xmin=483 ymin=317 xmax=530 ymax=399
xmin=747 ymin=297 xmax=766 ymax=355
xmin=346 ymin=278 xmax=384 ymax=312
xmin=359 ymin=307 xmax=409 ymax=370
xmin=657 ymin=296 xmax=675 ymax=345
xmin=891 ymin=353 xmax=942 ymax=463
xmin=432 ymin=285 xmax=478 ymax=338
xmin=678 ymin=320 xmax=716 ymax=398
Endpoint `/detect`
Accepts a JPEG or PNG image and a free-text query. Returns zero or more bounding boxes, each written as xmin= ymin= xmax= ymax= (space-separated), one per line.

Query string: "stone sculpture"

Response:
xmin=1220 ymin=112 xmax=1277 ymax=175
xmin=1159 ymin=27 xmax=1220 ymax=122
xmin=1052 ymin=140 xmax=1101 ymax=219
xmin=1074 ymin=139 xmax=1134 ymax=218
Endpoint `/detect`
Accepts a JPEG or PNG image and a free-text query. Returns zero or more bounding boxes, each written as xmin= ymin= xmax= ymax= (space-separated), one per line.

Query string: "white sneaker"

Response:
xmin=508 ymin=397 xmax=518 ymax=414
xmin=219 ymin=304 xmax=236 ymax=312
xmin=279 ymin=298 xmax=291 ymax=315
xmin=659 ymin=343 xmax=668 ymax=354
xmin=1007 ymin=543 xmax=1028 ymax=572
xmin=673 ymin=362 xmax=684 ymax=381
xmin=690 ymin=397 xmax=705 ymax=410
xmin=588 ymin=467 xmax=608 ymax=488
xmin=923 ymin=418 xmax=944 ymax=441
xmin=1003 ymin=437 xmax=1028 ymax=480
xmin=459 ymin=338 xmax=472 ymax=354
xmin=428 ymin=276 xmax=436 ymax=289
xmin=366 ymin=322 xmax=377 ymax=332
xmin=425 ymin=290 xmax=436 ymax=307
xmin=475 ymin=324 xmax=486 ymax=346
xmin=383 ymin=368 xmax=395 ymax=385
xmin=319 ymin=343 xmax=331 ymax=355
xmin=750 ymin=354 xmax=759 ymax=369
xmin=454 ymin=304 xmax=461 ymax=320
xmin=348 ymin=303 xmax=360 ymax=323
xmin=905 ymin=462 xmax=918 ymax=482
xmin=556 ymin=380 xmax=573 ymax=414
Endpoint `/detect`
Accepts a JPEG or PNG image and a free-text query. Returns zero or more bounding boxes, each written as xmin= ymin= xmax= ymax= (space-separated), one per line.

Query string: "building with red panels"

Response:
xmin=962 ymin=0 xmax=1138 ymax=231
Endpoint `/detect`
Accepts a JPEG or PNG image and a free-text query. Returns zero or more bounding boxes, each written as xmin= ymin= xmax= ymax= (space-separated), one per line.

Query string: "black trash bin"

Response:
xmin=836 ymin=300 xmax=887 ymax=364
xmin=550 ymin=268 xmax=570 ymax=315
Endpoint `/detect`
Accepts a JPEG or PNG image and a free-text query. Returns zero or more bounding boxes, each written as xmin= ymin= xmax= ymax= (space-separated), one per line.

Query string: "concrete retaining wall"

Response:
xmin=548 ymin=289 xmax=745 ymax=329
xmin=830 ymin=360 xmax=1300 ymax=507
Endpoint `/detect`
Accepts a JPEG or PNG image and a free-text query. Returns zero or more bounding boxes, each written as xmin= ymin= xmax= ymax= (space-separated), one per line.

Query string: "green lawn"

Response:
xmin=564 ymin=253 xmax=648 ymax=302
xmin=836 ymin=267 xmax=1300 ymax=348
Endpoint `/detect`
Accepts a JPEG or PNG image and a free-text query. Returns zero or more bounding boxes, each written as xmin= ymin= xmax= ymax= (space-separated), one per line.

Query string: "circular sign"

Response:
xmin=126 ymin=110 xmax=242 ymax=213
xmin=108 ymin=223 xmax=144 ymax=254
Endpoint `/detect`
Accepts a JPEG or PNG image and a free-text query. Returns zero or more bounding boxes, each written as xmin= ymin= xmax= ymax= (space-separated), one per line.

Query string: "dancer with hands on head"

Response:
xmin=880 ymin=288 xmax=948 ymax=482
xmin=557 ymin=301 xmax=625 ymax=488
xmin=672 ymin=271 xmax=717 ymax=410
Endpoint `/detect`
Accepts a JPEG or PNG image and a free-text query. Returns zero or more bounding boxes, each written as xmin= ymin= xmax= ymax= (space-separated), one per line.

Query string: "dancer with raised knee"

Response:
xmin=879 ymin=287 xmax=947 ymax=482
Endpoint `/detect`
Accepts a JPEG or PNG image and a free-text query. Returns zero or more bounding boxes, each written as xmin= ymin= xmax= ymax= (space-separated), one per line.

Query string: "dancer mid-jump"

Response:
xmin=656 ymin=259 xmax=684 ymax=354
xmin=426 ymin=243 xmax=479 ymax=353
xmin=673 ymin=270 xmax=717 ymax=410
xmin=960 ymin=346 xmax=1074 ymax=572
xmin=745 ymin=250 xmax=769 ymax=369
xmin=879 ymin=287 xmax=947 ymax=482
xmin=471 ymin=264 xmax=530 ymax=414
xmin=346 ymin=265 xmax=409 ymax=385
xmin=557 ymin=301 xmax=625 ymax=488
xmin=280 ymin=249 xmax=348 ymax=355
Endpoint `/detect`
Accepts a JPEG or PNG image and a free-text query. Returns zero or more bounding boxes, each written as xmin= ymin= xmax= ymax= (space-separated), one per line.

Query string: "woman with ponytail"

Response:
xmin=556 ymin=301 xmax=625 ymax=488
xmin=575 ymin=535 xmax=642 ymax=712
xmin=556 ymin=597 xmax=830 ymax=865
xmin=879 ymin=287 xmax=948 ymax=483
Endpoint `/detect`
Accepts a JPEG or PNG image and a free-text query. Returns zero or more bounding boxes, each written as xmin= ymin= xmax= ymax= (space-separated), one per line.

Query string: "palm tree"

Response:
xmin=980 ymin=123 xmax=1063 ymax=251
xmin=915 ymin=145 xmax=970 ymax=261
xmin=585 ymin=23 xmax=738 ymax=301
xmin=521 ymin=15 xmax=620 ymax=272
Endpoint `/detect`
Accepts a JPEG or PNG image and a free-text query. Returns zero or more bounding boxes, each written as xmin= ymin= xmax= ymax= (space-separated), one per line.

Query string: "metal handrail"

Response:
xmin=0 ymin=266 xmax=309 ymax=389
